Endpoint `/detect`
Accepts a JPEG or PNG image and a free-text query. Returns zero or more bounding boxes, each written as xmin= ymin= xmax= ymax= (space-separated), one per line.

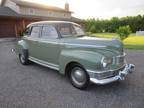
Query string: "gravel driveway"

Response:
xmin=0 ymin=41 xmax=144 ymax=108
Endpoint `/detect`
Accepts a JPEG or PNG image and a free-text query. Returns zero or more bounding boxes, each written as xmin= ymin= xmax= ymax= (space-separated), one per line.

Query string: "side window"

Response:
xmin=41 ymin=25 xmax=58 ymax=39
xmin=30 ymin=26 xmax=41 ymax=38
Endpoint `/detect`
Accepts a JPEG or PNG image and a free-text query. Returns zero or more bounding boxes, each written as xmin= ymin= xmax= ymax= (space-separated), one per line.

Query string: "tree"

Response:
xmin=116 ymin=25 xmax=132 ymax=40
xmin=89 ymin=24 xmax=96 ymax=33
xmin=84 ymin=15 xmax=144 ymax=33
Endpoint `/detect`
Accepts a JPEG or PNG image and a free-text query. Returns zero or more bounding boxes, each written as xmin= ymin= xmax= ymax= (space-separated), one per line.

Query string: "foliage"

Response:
xmin=84 ymin=15 xmax=144 ymax=33
xmin=85 ymin=32 xmax=92 ymax=36
xmin=89 ymin=25 xmax=96 ymax=33
xmin=116 ymin=25 xmax=132 ymax=40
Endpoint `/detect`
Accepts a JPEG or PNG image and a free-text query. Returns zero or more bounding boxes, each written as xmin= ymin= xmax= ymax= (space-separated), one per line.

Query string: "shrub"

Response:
xmin=116 ymin=25 xmax=132 ymax=40
xmin=86 ymin=32 xmax=92 ymax=36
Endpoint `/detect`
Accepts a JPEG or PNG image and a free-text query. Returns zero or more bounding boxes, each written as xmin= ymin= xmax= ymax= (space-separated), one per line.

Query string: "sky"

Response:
xmin=3 ymin=0 xmax=144 ymax=19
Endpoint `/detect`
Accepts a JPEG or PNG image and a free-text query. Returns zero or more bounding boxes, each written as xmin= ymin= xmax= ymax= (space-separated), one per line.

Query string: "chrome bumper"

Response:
xmin=90 ymin=64 xmax=135 ymax=85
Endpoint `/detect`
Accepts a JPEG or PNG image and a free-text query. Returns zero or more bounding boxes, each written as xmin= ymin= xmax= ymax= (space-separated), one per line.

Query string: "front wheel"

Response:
xmin=19 ymin=52 xmax=29 ymax=65
xmin=69 ymin=65 xmax=89 ymax=89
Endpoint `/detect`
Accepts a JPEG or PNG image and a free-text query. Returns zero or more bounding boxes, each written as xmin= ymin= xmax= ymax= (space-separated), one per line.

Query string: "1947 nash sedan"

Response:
xmin=16 ymin=21 xmax=135 ymax=89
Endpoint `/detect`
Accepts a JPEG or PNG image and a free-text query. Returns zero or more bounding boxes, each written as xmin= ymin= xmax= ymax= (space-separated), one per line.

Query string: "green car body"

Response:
xmin=16 ymin=21 xmax=134 ymax=89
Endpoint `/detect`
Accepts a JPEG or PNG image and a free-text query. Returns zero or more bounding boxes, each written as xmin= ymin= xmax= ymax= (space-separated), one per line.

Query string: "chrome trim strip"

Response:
xmin=40 ymin=41 xmax=60 ymax=44
xmin=26 ymin=37 xmax=62 ymax=45
xmin=64 ymin=43 xmax=106 ymax=48
xmin=24 ymin=37 xmax=106 ymax=48
xmin=87 ymin=64 xmax=126 ymax=74
xmin=29 ymin=56 xmax=59 ymax=70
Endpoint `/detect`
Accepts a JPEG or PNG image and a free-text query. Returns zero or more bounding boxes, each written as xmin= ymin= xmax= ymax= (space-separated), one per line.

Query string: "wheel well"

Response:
xmin=19 ymin=49 xmax=29 ymax=59
xmin=65 ymin=61 xmax=82 ymax=77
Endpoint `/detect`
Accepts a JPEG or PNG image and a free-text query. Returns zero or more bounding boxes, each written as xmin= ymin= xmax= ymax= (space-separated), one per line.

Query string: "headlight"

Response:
xmin=101 ymin=57 xmax=113 ymax=67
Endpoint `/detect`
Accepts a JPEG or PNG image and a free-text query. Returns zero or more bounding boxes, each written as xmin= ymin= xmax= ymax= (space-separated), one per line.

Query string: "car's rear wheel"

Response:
xmin=69 ymin=64 xmax=89 ymax=89
xmin=19 ymin=52 xmax=29 ymax=65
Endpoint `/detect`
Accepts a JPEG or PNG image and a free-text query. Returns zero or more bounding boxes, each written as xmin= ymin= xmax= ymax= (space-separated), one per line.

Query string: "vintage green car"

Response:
xmin=16 ymin=21 xmax=135 ymax=89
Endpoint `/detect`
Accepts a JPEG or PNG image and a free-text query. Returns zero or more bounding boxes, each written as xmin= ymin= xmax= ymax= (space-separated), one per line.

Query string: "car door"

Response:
xmin=24 ymin=25 xmax=42 ymax=59
xmin=38 ymin=24 xmax=61 ymax=67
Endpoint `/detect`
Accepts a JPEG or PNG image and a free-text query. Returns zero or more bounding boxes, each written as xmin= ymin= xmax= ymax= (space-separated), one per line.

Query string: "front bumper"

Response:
xmin=89 ymin=64 xmax=135 ymax=85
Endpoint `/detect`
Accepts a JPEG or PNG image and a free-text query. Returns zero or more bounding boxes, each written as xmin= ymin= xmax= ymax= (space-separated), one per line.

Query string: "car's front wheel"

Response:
xmin=69 ymin=64 xmax=89 ymax=89
xmin=19 ymin=52 xmax=29 ymax=65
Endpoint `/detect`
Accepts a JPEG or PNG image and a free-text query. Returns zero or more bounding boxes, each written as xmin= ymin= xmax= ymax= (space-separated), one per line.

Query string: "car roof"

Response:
xmin=27 ymin=21 xmax=80 ymax=27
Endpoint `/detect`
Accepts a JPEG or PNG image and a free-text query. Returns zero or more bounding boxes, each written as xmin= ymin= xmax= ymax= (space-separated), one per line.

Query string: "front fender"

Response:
xmin=16 ymin=39 xmax=29 ymax=55
xmin=59 ymin=49 xmax=103 ymax=74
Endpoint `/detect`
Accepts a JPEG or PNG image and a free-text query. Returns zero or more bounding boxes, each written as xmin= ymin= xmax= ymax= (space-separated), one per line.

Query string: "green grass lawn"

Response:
xmin=123 ymin=36 xmax=144 ymax=49
xmin=90 ymin=33 xmax=144 ymax=49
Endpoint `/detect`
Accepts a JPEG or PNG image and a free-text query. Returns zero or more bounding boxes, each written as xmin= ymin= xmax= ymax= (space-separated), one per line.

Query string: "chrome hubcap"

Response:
xmin=71 ymin=67 xmax=86 ymax=86
xmin=20 ymin=54 xmax=25 ymax=63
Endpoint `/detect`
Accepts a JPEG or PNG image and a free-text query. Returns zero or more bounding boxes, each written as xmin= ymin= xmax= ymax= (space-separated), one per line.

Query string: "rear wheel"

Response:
xmin=69 ymin=64 xmax=89 ymax=89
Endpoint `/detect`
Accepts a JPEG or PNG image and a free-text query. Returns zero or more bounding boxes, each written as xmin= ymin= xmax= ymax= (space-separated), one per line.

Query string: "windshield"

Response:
xmin=57 ymin=23 xmax=85 ymax=38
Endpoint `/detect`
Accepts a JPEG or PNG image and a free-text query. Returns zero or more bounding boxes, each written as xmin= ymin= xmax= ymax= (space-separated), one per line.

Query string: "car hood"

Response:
xmin=62 ymin=36 xmax=123 ymax=56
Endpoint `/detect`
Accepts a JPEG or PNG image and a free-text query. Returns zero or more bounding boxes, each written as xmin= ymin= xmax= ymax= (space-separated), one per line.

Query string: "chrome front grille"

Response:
xmin=113 ymin=53 xmax=125 ymax=65
xmin=88 ymin=53 xmax=126 ymax=80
